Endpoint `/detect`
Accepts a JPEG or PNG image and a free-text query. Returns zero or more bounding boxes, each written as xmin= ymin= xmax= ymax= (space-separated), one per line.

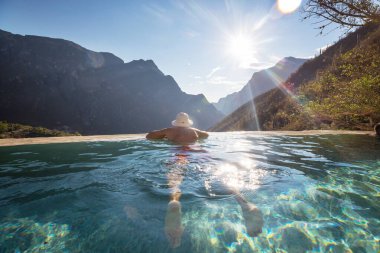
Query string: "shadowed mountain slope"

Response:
xmin=0 ymin=29 xmax=223 ymax=134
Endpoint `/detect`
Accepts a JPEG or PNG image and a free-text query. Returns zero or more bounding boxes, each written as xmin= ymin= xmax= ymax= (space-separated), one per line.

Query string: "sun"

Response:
xmin=226 ymin=33 xmax=256 ymax=66
xmin=277 ymin=0 xmax=302 ymax=14
xmin=228 ymin=34 xmax=251 ymax=58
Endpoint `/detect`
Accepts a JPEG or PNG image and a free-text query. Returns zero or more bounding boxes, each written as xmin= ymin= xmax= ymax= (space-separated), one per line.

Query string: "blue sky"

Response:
xmin=0 ymin=0 xmax=343 ymax=102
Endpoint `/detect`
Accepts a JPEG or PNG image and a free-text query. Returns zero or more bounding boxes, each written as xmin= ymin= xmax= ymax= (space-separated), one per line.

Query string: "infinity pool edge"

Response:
xmin=0 ymin=130 xmax=374 ymax=147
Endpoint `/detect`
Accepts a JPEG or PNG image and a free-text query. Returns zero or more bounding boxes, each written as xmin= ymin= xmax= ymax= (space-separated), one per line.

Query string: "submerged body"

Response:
xmin=145 ymin=113 xmax=209 ymax=248
xmin=146 ymin=112 xmax=264 ymax=247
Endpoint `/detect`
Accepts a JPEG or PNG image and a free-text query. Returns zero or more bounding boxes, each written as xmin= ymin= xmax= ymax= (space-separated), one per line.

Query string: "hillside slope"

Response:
xmin=210 ymin=24 xmax=380 ymax=132
xmin=0 ymin=29 xmax=223 ymax=134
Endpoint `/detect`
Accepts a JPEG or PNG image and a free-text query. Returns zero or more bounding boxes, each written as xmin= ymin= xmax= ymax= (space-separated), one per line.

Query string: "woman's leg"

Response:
xmin=164 ymin=154 xmax=187 ymax=248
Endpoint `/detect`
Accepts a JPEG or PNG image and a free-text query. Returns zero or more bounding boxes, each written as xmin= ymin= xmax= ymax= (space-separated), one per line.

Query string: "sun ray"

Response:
xmin=246 ymin=85 xmax=262 ymax=131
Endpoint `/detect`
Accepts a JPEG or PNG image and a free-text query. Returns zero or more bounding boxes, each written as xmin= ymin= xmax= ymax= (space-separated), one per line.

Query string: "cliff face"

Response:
xmin=0 ymin=30 xmax=223 ymax=134
xmin=213 ymin=57 xmax=307 ymax=115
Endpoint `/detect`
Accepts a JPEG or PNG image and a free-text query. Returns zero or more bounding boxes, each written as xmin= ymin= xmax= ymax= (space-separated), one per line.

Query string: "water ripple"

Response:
xmin=0 ymin=133 xmax=379 ymax=252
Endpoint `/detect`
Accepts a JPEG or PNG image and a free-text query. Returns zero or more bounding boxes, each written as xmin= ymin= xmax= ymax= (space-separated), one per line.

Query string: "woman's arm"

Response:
xmin=146 ymin=129 xmax=167 ymax=140
xmin=195 ymin=129 xmax=209 ymax=139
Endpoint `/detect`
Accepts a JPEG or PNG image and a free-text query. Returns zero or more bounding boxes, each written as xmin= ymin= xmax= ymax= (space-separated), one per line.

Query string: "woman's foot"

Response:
xmin=235 ymin=194 xmax=264 ymax=237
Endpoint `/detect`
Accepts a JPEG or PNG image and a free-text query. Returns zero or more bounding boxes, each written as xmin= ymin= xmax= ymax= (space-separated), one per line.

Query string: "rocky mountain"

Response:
xmin=210 ymin=24 xmax=380 ymax=132
xmin=213 ymin=57 xmax=307 ymax=115
xmin=0 ymin=29 xmax=223 ymax=134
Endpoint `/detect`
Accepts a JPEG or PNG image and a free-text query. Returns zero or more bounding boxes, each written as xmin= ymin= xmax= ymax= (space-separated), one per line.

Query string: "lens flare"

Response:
xmin=277 ymin=0 xmax=302 ymax=14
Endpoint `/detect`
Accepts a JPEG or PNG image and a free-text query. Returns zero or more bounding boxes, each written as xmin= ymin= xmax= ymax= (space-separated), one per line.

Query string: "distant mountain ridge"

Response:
xmin=213 ymin=57 xmax=307 ymax=115
xmin=0 ymin=29 xmax=223 ymax=134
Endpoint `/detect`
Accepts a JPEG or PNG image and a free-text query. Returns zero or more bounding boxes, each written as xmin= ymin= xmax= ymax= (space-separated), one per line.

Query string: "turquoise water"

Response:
xmin=0 ymin=133 xmax=379 ymax=253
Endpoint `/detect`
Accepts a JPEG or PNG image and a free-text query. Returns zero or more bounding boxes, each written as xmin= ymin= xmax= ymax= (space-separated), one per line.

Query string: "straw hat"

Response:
xmin=171 ymin=112 xmax=193 ymax=127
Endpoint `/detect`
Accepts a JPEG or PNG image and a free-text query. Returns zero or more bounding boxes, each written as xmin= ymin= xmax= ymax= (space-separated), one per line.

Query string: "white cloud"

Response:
xmin=208 ymin=75 xmax=226 ymax=84
xmin=238 ymin=58 xmax=276 ymax=71
xmin=207 ymin=75 xmax=242 ymax=88
xmin=206 ymin=66 xmax=222 ymax=78
xmin=189 ymin=71 xmax=243 ymax=89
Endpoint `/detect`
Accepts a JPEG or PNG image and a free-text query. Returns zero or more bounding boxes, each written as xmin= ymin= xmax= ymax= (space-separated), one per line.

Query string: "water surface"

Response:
xmin=0 ymin=133 xmax=379 ymax=252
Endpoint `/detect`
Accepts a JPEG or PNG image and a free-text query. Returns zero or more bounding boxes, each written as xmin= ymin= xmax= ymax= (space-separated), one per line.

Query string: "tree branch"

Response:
xmin=303 ymin=0 xmax=380 ymax=33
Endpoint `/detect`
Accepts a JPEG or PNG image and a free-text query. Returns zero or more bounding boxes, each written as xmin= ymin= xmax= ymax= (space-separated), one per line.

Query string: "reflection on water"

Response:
xmin=0 ymin=133 xmax=379 ymax=252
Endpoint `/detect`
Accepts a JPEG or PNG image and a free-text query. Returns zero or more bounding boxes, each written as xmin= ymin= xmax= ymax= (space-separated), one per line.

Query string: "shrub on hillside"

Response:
xmin=0 ymin=121 xmax=81 ymax=138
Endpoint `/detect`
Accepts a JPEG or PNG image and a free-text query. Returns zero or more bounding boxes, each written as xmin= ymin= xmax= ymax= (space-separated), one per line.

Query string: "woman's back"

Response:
xmin=165 ymin=127 xmax=198 ymax=144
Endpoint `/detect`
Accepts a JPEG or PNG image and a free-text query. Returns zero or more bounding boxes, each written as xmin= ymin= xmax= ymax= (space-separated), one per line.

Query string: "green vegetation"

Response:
xmin=0 ymin=121 xmax=81 ymax=138
xmin=299 ymin=27 xmax=380 ymax=130
xmin=255 ymin=24 xmax=380 ymax=131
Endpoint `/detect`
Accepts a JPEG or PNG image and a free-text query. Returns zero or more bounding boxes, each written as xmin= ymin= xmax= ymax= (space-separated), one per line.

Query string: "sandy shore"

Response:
xmin=0 ymin=134 xmax=146 ymax=147
xmin=0 ymin=130 xmax=374 ymax=147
